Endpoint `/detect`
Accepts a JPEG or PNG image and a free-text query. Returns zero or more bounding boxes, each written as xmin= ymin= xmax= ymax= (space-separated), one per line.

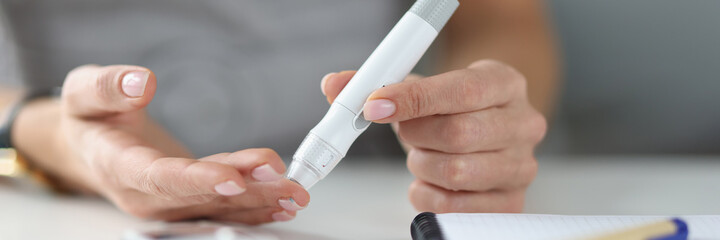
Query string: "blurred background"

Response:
xmin=1 ymin=0 xmax=719 ymax=157
xmin=542 ymin=0 xmax=720 ymax=155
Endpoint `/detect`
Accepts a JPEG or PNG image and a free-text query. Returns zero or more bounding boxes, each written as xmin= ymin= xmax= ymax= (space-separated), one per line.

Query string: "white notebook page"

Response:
xmin=435 ymin=213 xmax=720 ymax=240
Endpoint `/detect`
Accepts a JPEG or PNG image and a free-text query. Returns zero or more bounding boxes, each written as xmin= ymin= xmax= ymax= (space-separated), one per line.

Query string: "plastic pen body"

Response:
xmin=287 ymin=0 xmax=459 ymax=189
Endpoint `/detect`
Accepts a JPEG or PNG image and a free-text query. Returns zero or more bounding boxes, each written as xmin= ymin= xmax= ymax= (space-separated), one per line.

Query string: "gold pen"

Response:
xmin=585 ymin=218 xmax=688 ymax=240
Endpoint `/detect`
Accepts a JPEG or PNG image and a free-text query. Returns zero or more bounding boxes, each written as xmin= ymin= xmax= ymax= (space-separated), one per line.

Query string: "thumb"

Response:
xmin=61 ymin=64 xmax=157 ymax=117
xmin=320 ymin=71 xmax=356 ymax=104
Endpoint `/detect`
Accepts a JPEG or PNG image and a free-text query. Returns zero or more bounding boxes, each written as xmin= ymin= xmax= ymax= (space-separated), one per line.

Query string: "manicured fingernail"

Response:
xmin=214 ymin=180 xmax=245 ymax=196
xmin=278 ymin=198 xmax=306 ymax=211
xmin=122 ymin=71 xmax=149 ymax=98
xmin=251 ymin=164 xmax=283 ymax=182
xmin=271 ymin=211 xmax=295 ymax=222
xmin=363 ymin=99 xmax=396 ymax=120
xmin=320 ymin=72 xmax=336 ymax=96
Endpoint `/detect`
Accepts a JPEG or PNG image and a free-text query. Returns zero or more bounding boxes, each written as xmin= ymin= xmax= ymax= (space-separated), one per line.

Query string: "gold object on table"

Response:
xmin=0 ymin=148 xmax=24 ymax=176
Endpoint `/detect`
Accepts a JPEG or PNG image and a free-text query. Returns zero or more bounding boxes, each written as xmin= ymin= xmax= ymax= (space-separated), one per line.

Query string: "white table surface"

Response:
xmin=2 ymin=156 xmax=720 ymax=240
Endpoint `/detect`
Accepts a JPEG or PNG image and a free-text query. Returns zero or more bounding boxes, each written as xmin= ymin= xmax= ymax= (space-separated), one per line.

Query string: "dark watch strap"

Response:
xmin=0 ymin=88 xmax=60 ymax=148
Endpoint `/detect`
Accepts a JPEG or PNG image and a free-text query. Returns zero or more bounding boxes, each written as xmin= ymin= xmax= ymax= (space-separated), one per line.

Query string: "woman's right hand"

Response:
xmin=12 ymin=64 xmax=309 ymax=225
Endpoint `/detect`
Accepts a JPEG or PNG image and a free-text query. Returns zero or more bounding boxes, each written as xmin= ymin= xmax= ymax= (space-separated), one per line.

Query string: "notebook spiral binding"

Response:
xmin=411 ymin=212 xmax=445 ymax=240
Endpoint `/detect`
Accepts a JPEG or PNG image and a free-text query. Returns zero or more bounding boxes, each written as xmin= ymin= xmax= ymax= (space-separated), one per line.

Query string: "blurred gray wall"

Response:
xmin=542 ymin=0 xmax=720 ymax=155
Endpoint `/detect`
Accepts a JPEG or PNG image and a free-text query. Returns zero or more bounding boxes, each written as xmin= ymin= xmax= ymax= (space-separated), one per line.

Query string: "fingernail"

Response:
xmin=363 ymin=99 xmax=396 ymax=121
xmin=278 ymin=198 xmax=306 ymax=211
xmin=320 ymin=72 xmax=336 ymax=96
xmin=122 ymin=71 xmax=149 ymax=98
xmin=214 ymin=180 xmax=246 ymax=196
xmin=271 ymin=211 xmax=295 ymax=222
xmin=251 ymin=164 xmax=283 ymax=182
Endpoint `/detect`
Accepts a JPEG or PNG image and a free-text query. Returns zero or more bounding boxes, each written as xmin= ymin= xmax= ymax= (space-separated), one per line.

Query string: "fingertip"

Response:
xmin=293 ymin=193 xmax=310 ymax=210
xmin=362 ymin=98 xmax=397 ymax=122
xmin=320 ymin=72 xmax=336 ymax=96
xmin=364 ymin=84 xmax=402 ymax=123
xmin=187 ymin=161 xmax=247 ymax=196
xmin=287 ymin=179 xmax=311 ymax=207
xmin=122 ymin=69 xmax=157 ymax=108
xmin=324 ymin=70 xmax=356 ymax=103
xmin=251 ymin=164 xmax=284 ymax=182
xmin=121 ymin=71 xmax=149 ymax=98
xmin=271 ymin=210 xmax=295 ymax=222
xmin=278 ymin=198 xmax=306 ymax=212
xmin=273 ymin=178 xmax=311 ymax=210
xmin=214 ymin=180 xmax=246 ymax=196
xmin=211 ymin=207 xmax=292 ymax=225
xmin=143 ymin=70 xmax=158 ymax=99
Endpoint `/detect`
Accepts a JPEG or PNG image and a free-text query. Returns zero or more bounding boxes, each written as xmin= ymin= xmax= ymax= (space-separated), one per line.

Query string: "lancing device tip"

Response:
xmin=288 ymin=178 xmax=300 ymax=185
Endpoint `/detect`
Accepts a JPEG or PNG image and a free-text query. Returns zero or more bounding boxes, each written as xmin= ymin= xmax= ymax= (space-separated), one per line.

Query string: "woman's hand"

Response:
xmin=321 ymin=60 xmax=546 ymax=213
xmin=13 ymin=65 xmax=309 ymax=224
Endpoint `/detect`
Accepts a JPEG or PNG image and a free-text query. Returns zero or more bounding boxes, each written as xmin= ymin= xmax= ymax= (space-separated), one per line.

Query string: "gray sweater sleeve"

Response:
xmin=0 ymin=4 xmax=23 ymax=87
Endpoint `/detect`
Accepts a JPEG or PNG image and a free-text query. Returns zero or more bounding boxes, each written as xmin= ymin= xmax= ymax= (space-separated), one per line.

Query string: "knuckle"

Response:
xmin=257 ymin=148 xmax=281 ymax=162
xmin=500 ymin=192 xmax=526 ymax=213
xmin=495 ymin=63 xmax=526 ymax=87
xmin=469 ymin=59 xmax=527 ymax=97
xmin=405 ymin=82 xmax=430 ymax=118
xmin=471 ymin=59 xmax=524 ymax=81
xmin=433 ymin=192 xmax=458 ymax=213
xmin=508 ymin=73 xmax=528 ymax=98
xmin=246 ymin=148 xmax=280 ymax=164
xmin=396 ymin=127 xmax=411 ymax=144
xmin=201 ymin=152 xmax=232 ymax=164
xmin=517 ymin=157 xmax=539 ymax=187
xmin=405 ymin=149 xmax=421 ymax=175
xmin=525 ymin=111 xmax=548 ymax=143
xmin=94 ymin=67 xmax=117 ymax=100
xmin=143 ymin=159 xmax=176 ymax=199
xmin=408 ymin=181 xmax=460 ymax=213
xmin=459 ymin=68 xmax=488 ymax=107
xmin=440 ymin=156 xmax=471 ymax=190
xmin=476 ymin=164 xmax=501 ymax=189
xmin=65 ymin=66 xmax=86 ymax=82
xmin=199 ymin=164 xmax=226 ymax=181
xmin=141 ymin=175 xmax=167 ymax=198
xmin=408 ymin=181 xmax=429 ymax=211
xmin=192 ymin=162 xmax=237 ymax=187
xmin=66 ymin=64 xmax=99 ymax=79
xmin=62 ymin=65 xmax=98 ymax=102
xmin=396 ymin=122 xmax=421 ymax=146
xmin=441 ymin=116 xmax=479 ymax=153
xmin=468 ymin=59 xmax=505 ymax=70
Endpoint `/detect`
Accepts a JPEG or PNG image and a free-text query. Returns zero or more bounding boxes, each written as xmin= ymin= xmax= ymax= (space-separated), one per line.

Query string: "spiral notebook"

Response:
xmin=410 ymin=212 xmax=720 ymax=240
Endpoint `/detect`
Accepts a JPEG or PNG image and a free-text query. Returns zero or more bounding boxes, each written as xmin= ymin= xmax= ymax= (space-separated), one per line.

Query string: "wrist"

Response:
xmin=13 ymin=97 xmax=94 ymax=193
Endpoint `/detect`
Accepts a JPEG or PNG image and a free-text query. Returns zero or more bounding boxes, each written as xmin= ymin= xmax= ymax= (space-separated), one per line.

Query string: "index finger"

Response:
xmin=85 ymin=128 xmax=247 ymax=199
xmin=364 ymin=60 xmax=526 ymax=123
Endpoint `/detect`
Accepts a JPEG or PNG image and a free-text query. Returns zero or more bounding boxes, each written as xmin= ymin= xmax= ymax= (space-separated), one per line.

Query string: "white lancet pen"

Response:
xmin=286 ymin=0 xmax=460 ymax=189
